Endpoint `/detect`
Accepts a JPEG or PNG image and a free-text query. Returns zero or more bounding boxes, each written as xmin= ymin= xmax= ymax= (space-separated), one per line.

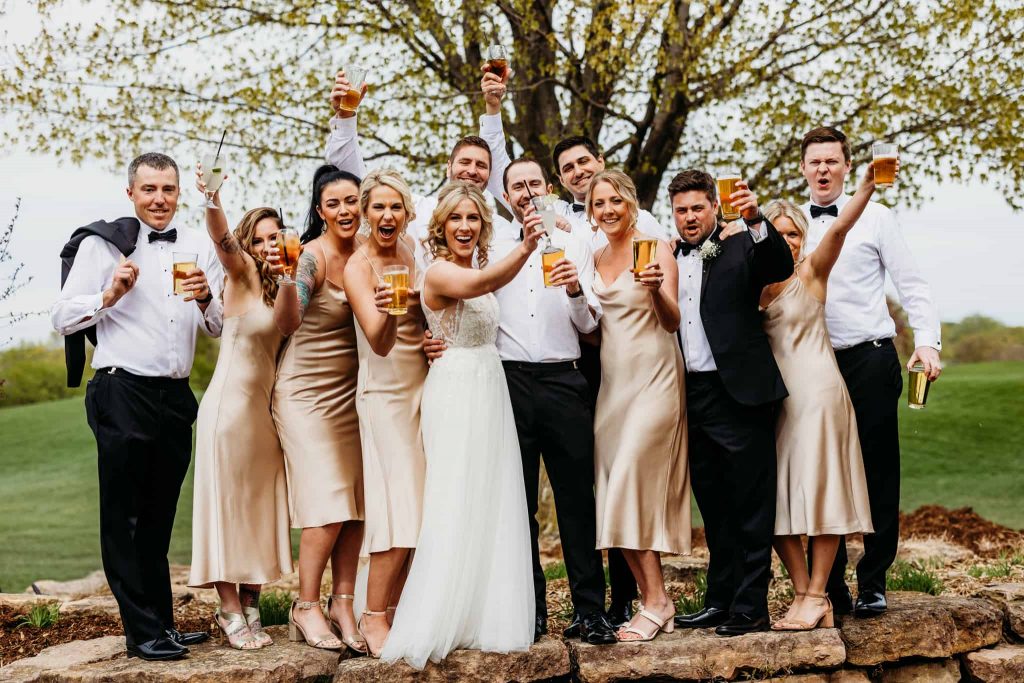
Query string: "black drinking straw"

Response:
xmin=214 ymin=130 xmax=227 ymax=163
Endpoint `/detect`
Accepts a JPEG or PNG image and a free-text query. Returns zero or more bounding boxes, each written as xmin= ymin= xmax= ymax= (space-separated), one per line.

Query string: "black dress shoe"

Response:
xmin=534 ymin=615 xmax=548 ymax=642
xmin=714 ymin=613 xmax=770 ymax=637
xmin=829 ymin=586 xmax=854 ymax=616
xmin=854 ymin=590 xmax=887 ymax=617
xmin=606 ymin=601 xmax=633 ymax=630
xmin=126 ymin=637 xmax=188 ymax=661
xmin=166 ymin=628 xmax=210 ymax=646
xmin=561 ymin=612 xmax=581 ymax=639
xmin=579 ymin=612 xmax=617 ymax=645
xmin=674 ymin=606 xmax=729 ymax=629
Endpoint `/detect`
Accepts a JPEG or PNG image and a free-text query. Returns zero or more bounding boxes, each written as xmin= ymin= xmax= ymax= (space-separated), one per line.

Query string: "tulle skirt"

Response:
xmin=380 ymin=345 xmax=535 ymax=669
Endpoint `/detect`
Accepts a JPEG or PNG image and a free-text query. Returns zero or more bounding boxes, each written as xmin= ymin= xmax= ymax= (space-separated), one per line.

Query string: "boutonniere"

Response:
xmin=698 ymin=239 xmax=721 ymax=261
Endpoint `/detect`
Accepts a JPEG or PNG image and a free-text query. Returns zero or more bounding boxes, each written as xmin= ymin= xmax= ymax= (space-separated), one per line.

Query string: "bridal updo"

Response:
xmin=423 ymin=181 xmax=494 ymax=268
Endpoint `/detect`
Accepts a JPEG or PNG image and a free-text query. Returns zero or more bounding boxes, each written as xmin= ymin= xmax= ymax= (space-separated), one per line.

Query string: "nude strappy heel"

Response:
xmin=241 ymin=606 xmax=274 ymax=648
xmin=326 ymin=593 xmax=368 ymax=655
xmin=357 ymin=608 xmax=389 ymax=659
xmin=772 ymin=593 xmax=834 ymax=631
xmin=215 ymin=609 xmax=261 ymax=650
xmin=288 ymin=598 xmax=343 ymax=650
xmin=616 ymin=608 xmax=675 ymax=642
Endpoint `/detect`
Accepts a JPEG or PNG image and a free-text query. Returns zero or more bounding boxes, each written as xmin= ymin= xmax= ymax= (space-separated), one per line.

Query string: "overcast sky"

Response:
xmin=1 ymin=2 xmax=1022 ymax=345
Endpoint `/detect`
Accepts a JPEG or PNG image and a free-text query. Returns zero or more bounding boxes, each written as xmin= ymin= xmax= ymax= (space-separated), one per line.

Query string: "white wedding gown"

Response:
xmin=380 ymin=288 xmax=535 ymax=669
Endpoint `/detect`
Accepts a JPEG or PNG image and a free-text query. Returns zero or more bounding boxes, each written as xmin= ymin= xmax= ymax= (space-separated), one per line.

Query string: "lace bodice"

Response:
xmin=423 ymin=293 xmax=499 ymax=349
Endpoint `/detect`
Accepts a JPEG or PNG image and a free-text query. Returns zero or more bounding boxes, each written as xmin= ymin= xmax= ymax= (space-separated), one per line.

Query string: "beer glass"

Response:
xmin=872 ymin=143 xmax=898 ymax=188
xmin=542 ymin=245 xmax=565 ymax=288
xmin=484 ymin=45 xmax=509 ymax=80
xmin=173 ymin=252 xmax=198 ymax=296
xmin=278 ymin=228 xmax=302 ymax=283
xmin=382 ymin=264 xmax=410 ymax=315
xmin=201 ymin=153 xmax=227 ymax=209
xmin=907 ymin=362 xmax=930 ymax=409
xmin=338 ymin=66 xmax=368 ymax=113
xmin=632 ymin=237 xmax=658 ymax=282
xmin=716 ymin=174 xmax=741 ymax=220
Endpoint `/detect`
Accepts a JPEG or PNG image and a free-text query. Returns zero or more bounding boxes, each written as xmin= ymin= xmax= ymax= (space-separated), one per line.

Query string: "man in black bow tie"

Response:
xmin=668 ymin=169 xmax=793 ymax=636
xmin=52 ymin=153 xmax=223 ymax=660
xmin=799 ymin=127 xmax=942 ymax=618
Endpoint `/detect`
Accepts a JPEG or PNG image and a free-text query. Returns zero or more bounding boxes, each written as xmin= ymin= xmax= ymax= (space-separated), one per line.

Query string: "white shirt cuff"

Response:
xmin=479 ymin=112 xmax=504 ymax=135
xmin=912 ymin=331 xmax=942 ymax=351
xmin=748 ymin=222 xmax=768 ymax=243
xmin=330 ymin=114 xmax=358 ymax=133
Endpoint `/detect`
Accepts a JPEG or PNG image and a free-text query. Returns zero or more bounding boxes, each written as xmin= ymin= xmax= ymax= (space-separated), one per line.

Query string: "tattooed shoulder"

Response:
xmin=218 ymin=233 xmax=241 ymax=254
xmin=296 ymin=250 xmax=319 ymax=311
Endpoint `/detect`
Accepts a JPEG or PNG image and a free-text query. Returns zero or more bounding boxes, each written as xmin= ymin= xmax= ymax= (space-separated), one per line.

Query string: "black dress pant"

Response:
xmin=504 ymin=361 xmax=606 ymax=618
xmin=687 ymin=371 xmax=777 ymax=617
xmin=578 ymin=343 xmax=638 ymax=607
xmin=85 ymin=369 xmax=197 ymax=646
xmin=815 ymin=339 xmax=903 ymax=597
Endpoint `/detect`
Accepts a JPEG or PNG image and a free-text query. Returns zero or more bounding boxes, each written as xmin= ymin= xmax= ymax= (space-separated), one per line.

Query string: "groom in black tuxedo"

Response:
xmin=667 ymin=170 xmax=793 ymax=636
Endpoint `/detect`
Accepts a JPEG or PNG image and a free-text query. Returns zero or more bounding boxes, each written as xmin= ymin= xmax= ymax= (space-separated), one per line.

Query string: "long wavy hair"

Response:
xmin=359 ymin=168 xmax=416 ymax=238
xmin=302 ymin=165 xmax=362 ymax=244
xmin=423 ymin=182 xmax=494 ymax=267
xmin=585 ymin=169 xmax=640 ymax=232
xmin=233 ymin=207 xmax=284 ymax=307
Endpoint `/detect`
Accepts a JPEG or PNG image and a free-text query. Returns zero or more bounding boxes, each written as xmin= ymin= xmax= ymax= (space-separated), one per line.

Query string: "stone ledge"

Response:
xmin=974 ymin=583 xmax=1024 ymax=640
xmin=963 ymin=643 xmax=1024 ymax=682
xmin=570 ymin=627 xmax=845 ymax=682
xmin=331 ymin=636 xmax=570 ymax=682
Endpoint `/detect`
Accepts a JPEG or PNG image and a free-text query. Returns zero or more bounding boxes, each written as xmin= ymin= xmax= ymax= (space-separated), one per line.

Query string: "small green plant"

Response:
xmin=258 ymin=590 xmax=293 ymax=627
xmin=16 ymin=602 xmax=60 ymax=629
xmin=674 ymin=570 xmax=707 ymax=615
xmin=543 ymin=561 xmax=567 ymax=581
xmin=968 ymin=559 xmax=1013 ymax=579
xmin=886 ymin=560 xmax=943 ymax=595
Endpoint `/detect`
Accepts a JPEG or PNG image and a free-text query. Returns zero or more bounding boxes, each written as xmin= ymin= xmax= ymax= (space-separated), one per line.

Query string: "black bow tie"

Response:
xmin=571 ymin=202 xmax=585 ymax=213
xmin=148 ymin=228 xmax=177 ymax=243
xmin=674 ymin=240 xmax=697 ymax=258
xmin=809 ymin=204 xmax=838 ymax=219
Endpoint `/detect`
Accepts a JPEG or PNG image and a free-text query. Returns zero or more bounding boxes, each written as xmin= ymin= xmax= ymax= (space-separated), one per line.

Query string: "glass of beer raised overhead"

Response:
xmin=173 ymin=252 xmax=198 ymax=296
xmin=277 ymin=228 xmax=302 ymax=284
xmin=484 ymin=45 xmax=510 ymax=80
xmin=382 ymin=264 xmax=410 ymax=315
xmin=632 ymin=237 xmax=658 ymax=282
xmin=907 ymin=362 xmax=931 ymax=409
xmin=716 ymin=174 xmax=742 ymax=221
xmin=338 ymin=66 xmax=368 ymax=113
xmin=872 ymin=143 xmax=899 ymax=188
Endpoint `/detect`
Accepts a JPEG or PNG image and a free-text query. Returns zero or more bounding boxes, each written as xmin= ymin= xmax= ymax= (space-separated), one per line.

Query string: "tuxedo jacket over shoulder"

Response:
xmin=698 ymin=218 xmax=793 ymax=406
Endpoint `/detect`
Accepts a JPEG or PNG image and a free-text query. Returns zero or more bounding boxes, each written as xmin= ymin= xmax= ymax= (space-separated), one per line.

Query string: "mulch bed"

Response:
xmin=1 ymin=505 xmax=1021 ymax=666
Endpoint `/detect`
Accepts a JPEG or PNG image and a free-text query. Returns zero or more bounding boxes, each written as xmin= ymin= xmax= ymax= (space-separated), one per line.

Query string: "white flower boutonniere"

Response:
xmin=698 ymin=240 xmax=721 ymax=261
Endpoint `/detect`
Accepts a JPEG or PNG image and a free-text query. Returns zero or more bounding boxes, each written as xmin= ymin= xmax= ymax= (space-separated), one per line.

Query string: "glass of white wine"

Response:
xmin=200 ymin=154 xmax=227 ymax=209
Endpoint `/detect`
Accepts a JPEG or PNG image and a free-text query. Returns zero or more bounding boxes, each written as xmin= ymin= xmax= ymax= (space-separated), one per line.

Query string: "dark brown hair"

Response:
xmin=800 ymin=126 xmax=851 ymax=162
xmin=667 ymin=169 xmax=717 ymax=205
xmin=449 ymin=136 xmax=492 ymax=167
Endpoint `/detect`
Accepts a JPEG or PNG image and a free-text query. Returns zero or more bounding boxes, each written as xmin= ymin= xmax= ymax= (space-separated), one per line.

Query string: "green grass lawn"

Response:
xmin=1 ymin=362 xmax=1021 ymax=592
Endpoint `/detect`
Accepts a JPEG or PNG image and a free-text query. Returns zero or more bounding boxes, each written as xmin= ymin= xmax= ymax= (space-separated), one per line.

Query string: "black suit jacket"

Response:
xmin=59 ymin=217 xmax=141 ymax=388
xmin=697 ymin=218 xmax=794 ymax=406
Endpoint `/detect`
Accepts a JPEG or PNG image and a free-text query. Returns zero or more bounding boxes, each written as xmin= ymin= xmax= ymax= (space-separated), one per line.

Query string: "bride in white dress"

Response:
xmin=379 ymin=181 xmax=544 ymax=668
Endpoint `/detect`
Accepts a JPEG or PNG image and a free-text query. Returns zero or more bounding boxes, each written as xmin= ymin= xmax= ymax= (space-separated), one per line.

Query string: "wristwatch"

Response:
xmin=743 ymin=211 xmax=765 ymax=228
xmin=567 ymin=287 xmax=584 ymax=298
xmin=195 ymin=291 xmax=213 ymax=304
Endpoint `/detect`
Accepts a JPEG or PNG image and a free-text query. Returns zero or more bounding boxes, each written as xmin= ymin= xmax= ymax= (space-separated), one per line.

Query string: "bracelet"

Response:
xmin=195 ymin=292 xmax=213 ymax=304
xmin=567 ymin=287 xmax=584 ymax=298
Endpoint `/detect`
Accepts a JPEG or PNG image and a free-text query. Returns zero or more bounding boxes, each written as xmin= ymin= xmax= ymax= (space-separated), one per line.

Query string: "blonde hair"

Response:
xmin=423 ymin=182 xmax=494 ymax=268
xmin=359 ymin=168 xmax=416 ymax=235
xmin=762 ymin=199 xmax=808 ymax=259
xmin=233 ymin=207 xmax=282 ymax=308
xmin=585 ymin=170 xmax=639 ymax=231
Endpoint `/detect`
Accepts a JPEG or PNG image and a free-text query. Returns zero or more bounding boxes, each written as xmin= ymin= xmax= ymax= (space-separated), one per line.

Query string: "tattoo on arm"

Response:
xmin=218 ymin=233 xmax=241 ymax=254
xmin=296 ymin=250 xmax=318 ymax=314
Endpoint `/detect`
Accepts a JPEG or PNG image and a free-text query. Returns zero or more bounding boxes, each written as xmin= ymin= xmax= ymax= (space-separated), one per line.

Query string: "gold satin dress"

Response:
xmin=273 ymin=274 xmax=364 ymax=529
xmin=762 ymin=276 xmax=873 ymax=536
xmin=189 ymin=304 xmax=292 ymax=586
xmin=592 ymin=268 xmax=691 ymax=555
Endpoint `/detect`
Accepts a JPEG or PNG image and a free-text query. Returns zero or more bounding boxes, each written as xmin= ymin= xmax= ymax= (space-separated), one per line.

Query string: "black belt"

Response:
xmin=833 ymin=338 xmax=893 ymax=356
xmin=686 ymin=370 xmax=719 ymax=378
xmin=95 ymin=367 xmax=190 ymax=387
xmin=501 ymin=360 xmax=578 ymax=373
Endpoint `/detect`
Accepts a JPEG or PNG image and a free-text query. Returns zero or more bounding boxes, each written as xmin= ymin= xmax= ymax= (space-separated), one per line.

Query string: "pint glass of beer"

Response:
xmin=542 ymin=245 xmax=565 ymax=288
xmin=172 ymin=252 xmax=198 ymax=296
xmin=717 ymin=175 xmax=741 ymax=221
xmin=338 ymin=66 xmax=368 ymax=113
xmin=382 ymin=264 xmax=410 ymax=315
xmin=907 ymin=362 xmax=930 ymax=409
xmin=484 ymin=45 xmax=509 ymax=80
xmin=278 ymin=228 xmax=302 ymax=283
xmin=632 ymin=237 xmax=658 ymax=282
xmin=872 ymin=143 xmax=898 ymax=188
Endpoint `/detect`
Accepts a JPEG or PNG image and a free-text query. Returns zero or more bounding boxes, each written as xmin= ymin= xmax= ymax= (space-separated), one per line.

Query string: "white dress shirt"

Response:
xmin=326 ymin=114 xmax=512 ymax=275
xmin=51 ymin=220 xmax=224 ymax=378
xmin=491 ymin=217 xmax=600 ymax=363
xmin=801 ymin=193 xmax=941 ymax=350
xmin=675 ymin=225 xmax=769 ymax=372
